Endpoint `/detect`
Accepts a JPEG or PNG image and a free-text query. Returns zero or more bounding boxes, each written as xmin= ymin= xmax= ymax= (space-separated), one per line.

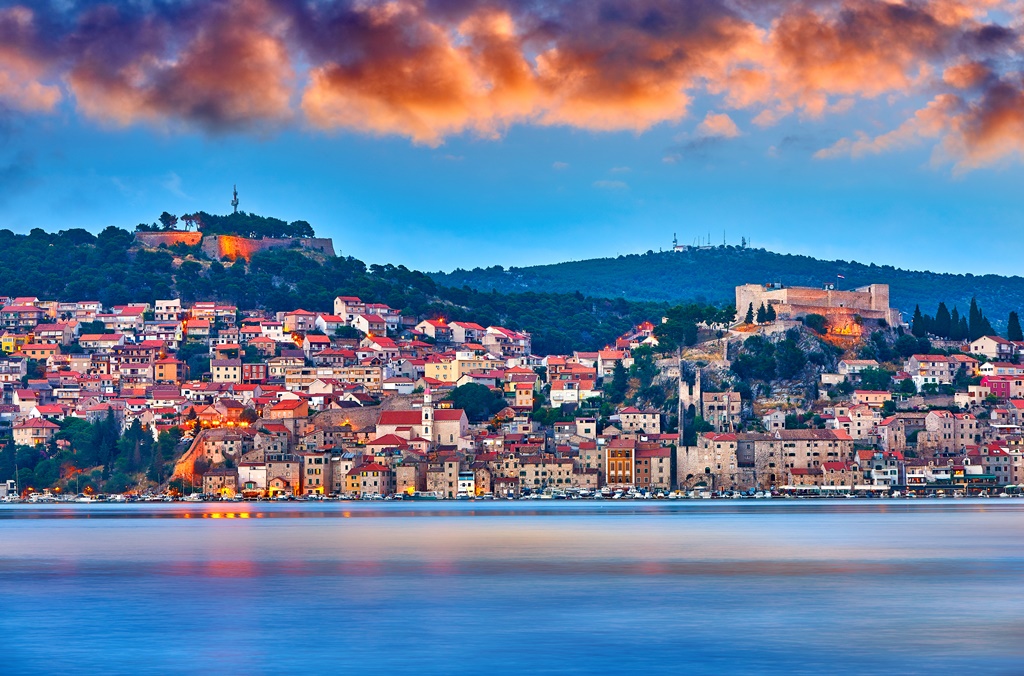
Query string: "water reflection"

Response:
xmin=0 ymin=501 xmax=1022 ymax=675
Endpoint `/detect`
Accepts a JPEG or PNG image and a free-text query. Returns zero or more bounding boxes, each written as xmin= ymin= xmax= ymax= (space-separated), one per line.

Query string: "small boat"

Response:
xmin=405 ymin=491 xmax=441 ymax=501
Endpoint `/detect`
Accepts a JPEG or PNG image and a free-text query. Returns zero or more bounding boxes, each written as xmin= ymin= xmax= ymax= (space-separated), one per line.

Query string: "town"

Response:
xmin=2 ymin=259 xmax=1023 ymax=502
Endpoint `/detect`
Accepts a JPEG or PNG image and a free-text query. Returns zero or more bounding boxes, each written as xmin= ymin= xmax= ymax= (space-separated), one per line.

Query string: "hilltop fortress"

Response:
xmin=134 ymin=231 xmax=335 ymax=262
xmin=736 ymin=282 xmax=902 ymax=327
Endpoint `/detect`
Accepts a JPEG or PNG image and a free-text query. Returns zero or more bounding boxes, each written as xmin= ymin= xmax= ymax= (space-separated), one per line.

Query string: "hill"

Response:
xmin=0 ymin=225 xmax=667 ymax=355
xmin=431 ymin=246 xmax=1024 ymax=329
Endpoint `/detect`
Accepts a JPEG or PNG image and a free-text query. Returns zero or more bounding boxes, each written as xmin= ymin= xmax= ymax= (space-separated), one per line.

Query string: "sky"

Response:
xmin=1 ymin=0 xmax=1023 ymax=275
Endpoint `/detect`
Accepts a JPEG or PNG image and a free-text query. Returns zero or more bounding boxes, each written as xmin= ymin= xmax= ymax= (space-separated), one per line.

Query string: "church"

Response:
xmin=374 ymin=388 xmax=469 ymax=447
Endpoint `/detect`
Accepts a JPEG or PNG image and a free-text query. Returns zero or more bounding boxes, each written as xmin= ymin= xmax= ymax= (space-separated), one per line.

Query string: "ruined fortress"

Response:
xmin=134 ymin=231 xmax=335 ymax=262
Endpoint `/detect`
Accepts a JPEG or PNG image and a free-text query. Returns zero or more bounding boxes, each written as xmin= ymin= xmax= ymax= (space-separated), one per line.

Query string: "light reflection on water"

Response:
xmin=1 ymin=500 xmax=1023 ymax=675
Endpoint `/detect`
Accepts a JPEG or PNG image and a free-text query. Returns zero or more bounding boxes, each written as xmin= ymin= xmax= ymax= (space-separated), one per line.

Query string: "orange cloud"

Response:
xmin=0 ymin=0 xmax=1023 ymax=170
xmin=0 ymin=7 xmax=61 ymax=112
xmin=698 ymin=112 xmax=741 ymax=138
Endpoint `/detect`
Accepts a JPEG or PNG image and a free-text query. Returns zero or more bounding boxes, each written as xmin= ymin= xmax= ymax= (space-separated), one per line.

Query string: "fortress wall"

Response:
xmin=202 ymin=236 xmax=337 ymax=261
xmin=135 ymin=231 xmax=203 ymax=248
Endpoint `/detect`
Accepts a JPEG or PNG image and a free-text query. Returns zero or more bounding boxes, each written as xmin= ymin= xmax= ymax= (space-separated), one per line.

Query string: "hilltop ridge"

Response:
xmin=430 ymin=246 xmax=1024 ymax=327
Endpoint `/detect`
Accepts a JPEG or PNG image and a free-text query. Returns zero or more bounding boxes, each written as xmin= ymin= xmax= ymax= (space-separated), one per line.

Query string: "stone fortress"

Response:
xmin=735 ymin=282 xmax=903 ymax=328
xmin=133 ymin=186 xmax=335 ymax=262
xmin=134 ymin=231 xmax=335 ymax=262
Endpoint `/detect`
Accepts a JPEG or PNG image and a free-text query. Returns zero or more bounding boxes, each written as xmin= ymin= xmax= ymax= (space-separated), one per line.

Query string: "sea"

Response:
xmin=1 ymin=500 xmax=1023 ymax=675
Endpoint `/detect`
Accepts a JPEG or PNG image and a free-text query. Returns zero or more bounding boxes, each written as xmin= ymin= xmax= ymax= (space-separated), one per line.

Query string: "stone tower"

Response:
xmin=421 ymin=386 xmax=434 ymax=443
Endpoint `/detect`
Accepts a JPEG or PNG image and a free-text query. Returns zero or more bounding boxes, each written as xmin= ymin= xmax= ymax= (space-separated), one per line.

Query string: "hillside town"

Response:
xmin=2 ymin=279 xmax=1024 ymax=502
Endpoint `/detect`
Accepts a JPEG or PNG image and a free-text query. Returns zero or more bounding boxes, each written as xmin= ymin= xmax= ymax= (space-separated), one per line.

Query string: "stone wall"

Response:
xmin=134 ymin=231 xmax=203 ymax=248
xmin=202 ymin=235 xmax=336 ymax=261
xmin=135 ymin=231 xmax=336 ymax=262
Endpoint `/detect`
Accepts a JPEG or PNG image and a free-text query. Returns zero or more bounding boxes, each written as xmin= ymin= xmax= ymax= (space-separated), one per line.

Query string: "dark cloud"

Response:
xmin=0 ymin=0 xmax=1020 ymax=166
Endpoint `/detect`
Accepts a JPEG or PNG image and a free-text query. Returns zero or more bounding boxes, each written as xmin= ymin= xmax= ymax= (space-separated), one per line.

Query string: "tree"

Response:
xmin=605 ymin=360 xmax=629 ymax=403
xmin=744 ymin=303 xmax=754 ymax=324
xmin=950 ymin=307 xmax=962 ymax=340
xmin=968 ymin=297 xmax=994 ymax=341
xmin=804 ymin=314 xmax=827 ymax=334
xmin=756 ymin=303 xmax=767 ymax=324
xmin=445 ymin=384 xmax=506 ymax=422
xmin=158 ymin=212 xmax=179 ymax=231
xmin=775 ymin=339 xmax=807 ymax=379
xmin=934 ymin=302 xmax=951 ymax=339
xmin=1009 ymin=312 xmax=1023 ymax=342
xmin=859 ymin=367 xmax=893 ymax=391
xmin=894 ymin=334 xmax=920 ymax=359
xmin=765 ymin=304 xmax=777 ymax=322
xmin=956 ymin=316 xmax=969 ymax=342
xmin=899 ymin=378 xmax=918 ymax=395
xmin=911 ymin=305 xmax=926 ymax=338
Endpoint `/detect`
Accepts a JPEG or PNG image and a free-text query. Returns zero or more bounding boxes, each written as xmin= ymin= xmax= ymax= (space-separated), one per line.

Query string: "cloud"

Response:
xmin=0 ymin=0 xmax=1022 ymax=168
xmin=593 ymin=179 xmax=628 ymax=190
xmin=161 ymin=172 xmax=190 ymax=200
xmin=697 ymin=111 xmax=741 ymax=138
xmin=552 ymin=161 xmax=569 ymax=170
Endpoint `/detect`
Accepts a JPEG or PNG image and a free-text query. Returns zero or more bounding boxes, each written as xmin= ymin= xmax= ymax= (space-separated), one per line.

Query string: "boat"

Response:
xmin=405 ymin=491 xmax=441 ymax=501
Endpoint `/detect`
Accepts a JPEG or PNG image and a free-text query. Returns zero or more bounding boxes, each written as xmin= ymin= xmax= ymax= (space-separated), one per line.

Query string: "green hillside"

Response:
xmin=0 ymin=225 xmax=666 ymax=355
xmin=431 ymin=246 xmax=1024 ymax=329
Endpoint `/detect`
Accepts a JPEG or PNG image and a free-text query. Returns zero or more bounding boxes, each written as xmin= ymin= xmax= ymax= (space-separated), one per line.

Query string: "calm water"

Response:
xmin=2 ymin=500 xmax=1023 ymax=674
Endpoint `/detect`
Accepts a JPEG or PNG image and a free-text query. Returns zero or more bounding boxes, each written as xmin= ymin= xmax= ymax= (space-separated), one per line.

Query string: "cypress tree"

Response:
xmin=911 ymin=305 xmax=926 ymax=338
xmin=745 ymin=303 xmax=754 ymax=324
xmin=969 ymin=297 xmax=982 ymax=341
xmin=950 ymin=307 xmax=961 ymax=339
xmin=756 ymin=303 xmax=767 ymax=324
xmin=934 ymin=302 xmax=951 ymax=339
xmin=765 ymin=304 xmax=777 ymax=322
xmin=1009 ymin=312 xmax=1023 ymax=342
xmin=957 ymin=317 xmax=969 ymax=342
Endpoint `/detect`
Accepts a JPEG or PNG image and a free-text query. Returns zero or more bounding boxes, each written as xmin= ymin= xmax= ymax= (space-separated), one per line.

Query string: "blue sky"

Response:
xmin=1 ymin=0 xmax=1022 ymax=275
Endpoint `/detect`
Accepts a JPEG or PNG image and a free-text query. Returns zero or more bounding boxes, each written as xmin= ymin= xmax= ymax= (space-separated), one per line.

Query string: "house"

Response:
xmin=78 ymin=333 xmax=125 ymax=351
xmin=210 ymin=359 xmax=242 ymax=383
xmin=333 ymin=296 xmax=366 ymax=324
xmin=416 ymin=319 xmax=452 ymax=342
xmin=315 ymin=314 xmax=347 ymax=335
xmin=450 ymin=321 xmax=485 ymax=344
xmin=618 ymin=407 xmax=662 ymax=434
xmin=265 ymin=398 xmax=309 ymax=420
xmin=969 ymin=335 xmax=1016 ymax=361
xmin=838 ymin=359 xmax=880 ymax=378
xmin=302 ymin=334 xmax=331 ymax=357
xmin=906 ymin=354 xmax=958 ymax=389
xmin=482 ymin=326 xmax=532 ymax=357
xmin=282 ymin=309 xmax=318 ymax=334
xmin=155 ymin=358 xmax=183 ymax=383
xmin=201 ymin=467 xmax=239 ymax=497
xmin=13 ymin=418 xmax=60 ymax=446
xmin=352 ymin=314 xmax=387 ymax=336
xmin=852 ymin=390 xmax=892 ymax=408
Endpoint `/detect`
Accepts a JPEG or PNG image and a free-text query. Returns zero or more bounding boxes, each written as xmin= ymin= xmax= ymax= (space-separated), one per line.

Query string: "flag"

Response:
xmin=836 ymin=274 xmax=845 ymax=279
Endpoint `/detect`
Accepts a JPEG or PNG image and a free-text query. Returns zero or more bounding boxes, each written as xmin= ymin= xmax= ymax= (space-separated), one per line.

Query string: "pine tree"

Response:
xmin=745 ymin=303 xmax=754 ymax=324
xmin=756 ymin=303 xmax=767 ymax=324
xmin=765 ymin=304 xmax=777 ymax=322
xmin=1009 ymin=312 xmax=1023 ymax=342
xmin=934 ymin=302 xmax=951 ymax=339
xmin=911 ymin=305 xmax=926 ymax=338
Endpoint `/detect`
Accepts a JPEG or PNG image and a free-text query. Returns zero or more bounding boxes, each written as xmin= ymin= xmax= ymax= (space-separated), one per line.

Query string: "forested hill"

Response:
xmin=0 ymin=226 xmax=665 ymax=355
xmin=431 ymin=246 xmax=1024 ymax=326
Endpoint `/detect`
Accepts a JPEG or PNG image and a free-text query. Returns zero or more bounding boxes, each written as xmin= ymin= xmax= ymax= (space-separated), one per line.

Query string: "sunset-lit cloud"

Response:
xmin=0 ymin=0 xmax=1022 ymax=168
